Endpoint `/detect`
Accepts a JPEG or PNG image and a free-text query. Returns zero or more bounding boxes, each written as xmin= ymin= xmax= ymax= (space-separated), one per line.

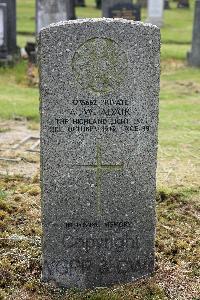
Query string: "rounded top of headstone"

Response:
xmin=39 ymin=18 xmax=159 ymax=33
xmin=38 ymin=18 xmax=160 ymax=95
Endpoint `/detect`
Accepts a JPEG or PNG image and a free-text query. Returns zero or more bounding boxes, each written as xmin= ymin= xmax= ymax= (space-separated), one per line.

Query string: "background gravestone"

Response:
xmin=177 ymin=0 xmax=190 ymax=8
xmin=137 ymin=0 xmax=147 ymax=8
xmin=102 ymin=0 xmax=132 ymax=17
xmin=39 ymin=18 xmax=160 ymax=289
xmin=147 ymin=0 xmax=164 ymax=27
xmin=187 ymin=0 xmax=200 ymax=67
xmin=0 ymin=3 xmax=7 ymax=58
xmin=164 ymin=0 xmax=170 ymax=9
xmin=75 ymin=0 xmax=85 ymax=6
xmin=108 ymin=3 xmax=141 ymax=21
xmin=0 ymin=0 xmax=18 ymax=61
xmin=36 ymin=0 xmax=71 ymax=35
xmin=66 ymin=0 xmax=76 ymax=20
xmin=96 ymin=0 xmax=101 ymax=9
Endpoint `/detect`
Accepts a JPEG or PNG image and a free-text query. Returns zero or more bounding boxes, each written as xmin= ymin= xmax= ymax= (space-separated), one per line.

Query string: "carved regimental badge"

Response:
xmin=72 ymin=38 xmax=128 ymax=93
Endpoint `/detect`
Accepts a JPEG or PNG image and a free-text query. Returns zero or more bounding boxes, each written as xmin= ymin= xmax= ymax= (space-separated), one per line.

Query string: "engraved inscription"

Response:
xmin=65 ymin=220 xmax=131 ymax=229
xmin=63 ymin=234 xmax=139 ymax=252
xmin=72 ymin=38 xmax=128 ymax=93
xmin=48 ymin=97 xmax=151 ymax=134
xmin=45 ymin=257 xmax=146 ymax=276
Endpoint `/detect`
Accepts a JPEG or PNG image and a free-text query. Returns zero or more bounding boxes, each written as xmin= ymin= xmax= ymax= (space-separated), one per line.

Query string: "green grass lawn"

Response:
xmin=16 ymin=0 xmax=194 ymax=45
xmin=16 ymin=0 xmax=195 ymax=73
xmin=17 ymin=0 xmax=35 ymax=34
xmin=0 ymin=62 xmax=39 ymax=121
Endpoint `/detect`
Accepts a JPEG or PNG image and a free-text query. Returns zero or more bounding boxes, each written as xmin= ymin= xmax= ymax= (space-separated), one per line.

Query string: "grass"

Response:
xmin=0 ymin=61 xmax=39 ymax=121
xmin=151 ymin=2 xmax=194 ymax=44
xmin=161 ymin=44 xmax=190 ymax=60
xmin=17 ymin=0 xmax=35 ymax=34
xmin=0 ymin=175 xmax=199 ymax=299
xmin=16 ymin=0 xmax=195 ymax=45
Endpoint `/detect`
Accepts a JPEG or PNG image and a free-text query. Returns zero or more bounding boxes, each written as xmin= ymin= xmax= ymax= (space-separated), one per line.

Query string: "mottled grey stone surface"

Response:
xmin=188 ymin=0 xmax=200 ymax=67
xmin=102 ymin=0 xmax=132 ymax=17
xmin=39 ymin=18 xmax=160 ymax=289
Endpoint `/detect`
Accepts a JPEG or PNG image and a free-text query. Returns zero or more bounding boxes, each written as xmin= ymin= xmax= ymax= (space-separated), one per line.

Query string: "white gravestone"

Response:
xmin=147 ymin=0 xmax=164 ymax=27
xmin=36 ymin=0 xmax=67 ymax=35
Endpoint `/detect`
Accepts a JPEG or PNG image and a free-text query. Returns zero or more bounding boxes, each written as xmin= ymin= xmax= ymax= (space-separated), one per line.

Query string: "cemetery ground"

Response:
xmin=0 ymin=1 xmax=199 ymax=300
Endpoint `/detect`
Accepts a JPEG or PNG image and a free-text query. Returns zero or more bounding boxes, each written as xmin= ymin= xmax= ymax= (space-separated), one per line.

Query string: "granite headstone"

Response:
xmin=36 ymin=0 xmax=69 ymax=35
xmin=39 ymin=18 xmax=160 ymax=289
xmin=188 ymin=0 xmax=200 ymax=67
xmin=102 ymin=0 xmax=132 ymax=18
xmin=0 ymin=0 xmax=18 ymax=61
xmin=147 ymin=0 xmax=164 ymax=27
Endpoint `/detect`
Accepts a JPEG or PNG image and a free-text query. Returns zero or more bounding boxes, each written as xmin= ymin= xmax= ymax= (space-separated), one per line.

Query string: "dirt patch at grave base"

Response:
xmin=161 ymin=59 xmax=186 ymax=74
xmin=153 ymin=264 xmax=200 ymax=300
xmin=0 ymin=120 xmax=40 ymax=178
